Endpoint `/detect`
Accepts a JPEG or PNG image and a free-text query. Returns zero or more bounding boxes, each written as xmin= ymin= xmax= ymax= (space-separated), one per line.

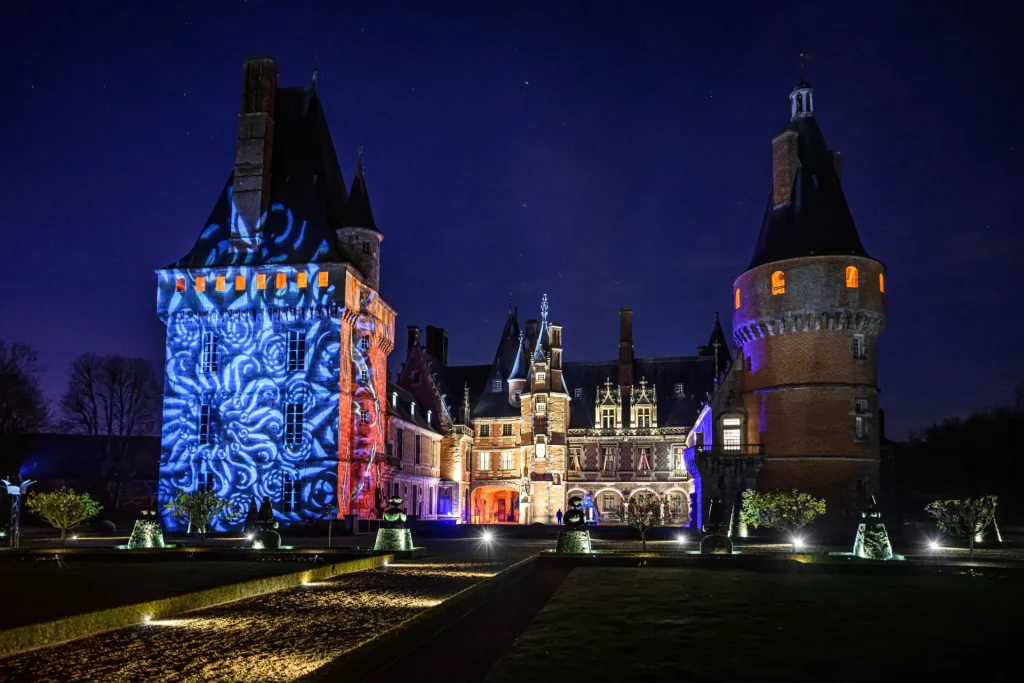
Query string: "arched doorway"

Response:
xmin=471 ymin=486 xmax=521 ymax=524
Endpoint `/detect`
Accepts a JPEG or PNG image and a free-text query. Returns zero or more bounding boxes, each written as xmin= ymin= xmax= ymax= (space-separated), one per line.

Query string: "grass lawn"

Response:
xmin=485 ymin=567 xmax=1023 ymax=681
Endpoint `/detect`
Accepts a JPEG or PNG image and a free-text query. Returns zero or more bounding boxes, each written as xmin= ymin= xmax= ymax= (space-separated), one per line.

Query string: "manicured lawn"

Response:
xmin=485 ymin=566 xmax=1023 ymax=681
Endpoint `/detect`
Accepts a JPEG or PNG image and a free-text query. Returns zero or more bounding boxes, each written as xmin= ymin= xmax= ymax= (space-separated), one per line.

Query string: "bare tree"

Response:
xmin=0 ymin=340 xmax=48 ymax=467
xmin=60 ymin=354 xmax=159 ymax=510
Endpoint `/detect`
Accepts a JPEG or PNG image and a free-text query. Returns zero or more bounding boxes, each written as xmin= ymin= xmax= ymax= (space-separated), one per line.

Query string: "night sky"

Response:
xmin=1 ymin=1 xmax=1021 ymax=439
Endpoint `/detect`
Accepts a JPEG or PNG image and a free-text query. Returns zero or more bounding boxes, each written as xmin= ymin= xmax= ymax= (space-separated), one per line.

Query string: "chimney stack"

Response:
xmin=524 ymin=319 xmax=539 ymax=354
xmin=618 ymin=309 xmax=634 ymax=426
xmin=406 ymin=326 xmax=421 ymax=356
xmin=425 ymin=325 xmax=449 ymax=365
xmin=771 ymin=130 xmax=799 ymax=208
xmin=233 ymin=56 xmax=278 ymax=243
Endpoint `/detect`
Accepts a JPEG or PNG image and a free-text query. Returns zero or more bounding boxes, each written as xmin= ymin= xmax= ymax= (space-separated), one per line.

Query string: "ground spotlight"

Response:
xmin=482 ymin=530 xmax=494 ymax=544
xmin=792 ymin=536 xmax=806 ymax=550
xmin=246 ymin=533 xmax=254 ymax=541
xmin=676 ymin=536 xmax=687 ymax=544
xmin=929 ymin=540 xmax=940 ymax=550
xmin=142 ymin=614 xmax=152 ymax=623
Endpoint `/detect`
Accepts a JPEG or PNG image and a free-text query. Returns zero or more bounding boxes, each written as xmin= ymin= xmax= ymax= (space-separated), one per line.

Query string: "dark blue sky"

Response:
xmin=1 ymin=1 xmax=1020 ymax=438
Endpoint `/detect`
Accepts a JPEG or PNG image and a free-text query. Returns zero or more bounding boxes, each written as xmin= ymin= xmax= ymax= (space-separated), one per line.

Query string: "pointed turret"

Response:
xmin=704 ymin=311 xmax=730 ymax=377
xmin=335 ymin=146 xmax=383 ymax=289
xmin=346 ymin=147 xmax=379 ymax=233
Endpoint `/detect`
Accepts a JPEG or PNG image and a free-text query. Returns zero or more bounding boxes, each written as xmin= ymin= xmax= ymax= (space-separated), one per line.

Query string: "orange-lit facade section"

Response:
xmin=175 ymin=278 xmax=185 ymax=293
xmin=297 ymin=272 xmax=308 ymax=288
xmin=276 ymin=273 xmax=287 ymax=289
xmin=235 ymin=275 xmax=246 ymax=290
xmin=215 ymin=276 xmax=226 ymax=291
xmin=256 ymin=274 xmax=267 ymax=290
xmin=879 ymin=273 xmax=885 ymax=293
xmin=845 ymin=266 xmax=859 ymax=288
xmin=771 ymin=271 xmax=785 ymax=295
xmin=318 ymin=271 xmax=329 ymax=287
xmin=195 ymin=277 xmax=206 ymax=292
xmin=734 ymin=288 xmax=741 ymax=309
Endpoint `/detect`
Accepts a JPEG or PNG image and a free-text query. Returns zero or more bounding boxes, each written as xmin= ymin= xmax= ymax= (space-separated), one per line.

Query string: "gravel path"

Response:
xmin=0 ymin=562 xmax=504 ymax=683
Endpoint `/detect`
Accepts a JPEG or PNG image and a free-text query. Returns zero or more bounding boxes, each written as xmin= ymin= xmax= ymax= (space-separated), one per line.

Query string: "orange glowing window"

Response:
xmin=195 ymin=276 xmax=206 ymax=292
xmin=256 ymin=273 xmax=267 ymax=290
xmin=215 ymin=276 xmax=226 ymax=292
xmin=734 ymin=288 xmax=741 ymax=309
xmin=175 ymin=278 xmax=185 ymax=293
xmin=276 ymin=273 xmax=287 ymax=289
xmin=771 ymin=271 xmax=786 ymax=295
xmin=297 ymin=272 xmax=308 ymax=289
xmin=317 ymin=271 xmax=329 ymax=287
xmin=845 ymin=266 xmax=859 ymax=288
xmin=235 ymin=275 xmax=246 ymax=291
xmin=879 ymin=273 xmax=885 ymax=293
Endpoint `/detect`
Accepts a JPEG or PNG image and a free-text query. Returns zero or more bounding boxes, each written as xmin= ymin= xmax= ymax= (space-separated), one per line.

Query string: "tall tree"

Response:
xmin=60 ymin=354 xmax=159 ymax=510
xmin=0 ymin=340 xmax=48 ymax=470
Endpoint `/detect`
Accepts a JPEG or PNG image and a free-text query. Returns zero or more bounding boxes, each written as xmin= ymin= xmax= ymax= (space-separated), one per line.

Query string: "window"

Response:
xmin=855 ymin=399 xmax=869 ymax=440
xmin=359 ymin=369 xmax=368 ymax=384
xmin=438 ymin=486 xmax=452 ymax=515
xmin=722 ymin=417 xmax=741 ymax=451
xmin=198 ymin=404 xmax=213 ymax=445
xmin=359 ymin=335 xmax=370 ymax=350
xmin=431 ymin=441 xmax=438 ymax=467
xmin=428 ymin=487 xmax=434 ymax=515
xmin=362 ymin=241 xmax=370 ymax=254
xmin=200 ymin=332 xmax=219 ymax=373
xmin=636 ymin=447 xmax=651 ymax=470
xmin=574 ymin=388 xmax=583 ymax=398
xmin=196 ymin=276 xmax=206 ymax=292
xmin=602 ymin=447 xmax=616 ymax=471
xmin=415 ymin=436 xmax=422 ymax=464
xmin=668 ymin=492 xmax=684 ymax=514
xmin=285 ymin=403 xmax=303 ymax=445
xmin=552 ymin=473 xmax=562 ymax=486
xmin=536 ymin=371 xmax=546 ymax=384
xmin=674 ymin=383 xmax=684 ymax=396
xmin=636 ymin=407 xmax=651 ymax=428
xmin=276 ymin=272 xmax=287 ymax=289
xmin=503 ymin=423 xmax=513 ymax=437
xmin=569 ymin=447 xmax=582 ymax=471
xmin=397 ymin=428 xmax=405 ymax=459
xmin=602 ymin=493 xmax=618 ymax=512
xmin=537 ymin=441 xmax=547 ymax=459
xmin=392 ymin=391 xmax=397 ymax=408
xmin=361 ymin=408 xmax=369 ymax=424
xmin=846 ymin=266 xmax=859 ymax=288
xmin=501 ymin=452 xmax=514 ymax=470
xmin=235 ymin=275 xmax=246 ymax=291
xmin=215 ymin=276 xmax=226 ymax=292
xmin=200 ymin=471 xmax=215 ymax=492
xmin=175 ymin=278 xmax=185 ymax=293
xmin=256 ymin=273 xmax=267 ymax=290
xmin=318 ymin=271 xmax=329 ymax=287
xmin=479 ymin=452 xmax=491 ymax=470
xmin=771 ymin=270 xmax=785 ymax=295
xmin=671 ymin=446 xmax=687 ymax=473
xmin=601 ymin=408 xmax=615 ymax=429
xmin=734 ymin=288 xmax=741 ymax=309
xmin=281 ymin=475 xmax=299 ymax=514
xmin=297 ymin=272 xmax=308 ymax=288
xmin=536 ymin=401 xmax=547 ymax=415
xmin=479 ymin=424 xmax=490 ymax=437
xmin=879 ymin=272 xmax=885 ymax=293
xmin=492 ymin=379 xmax=502 ymax=391
xmin=287 ymin=330 xmax=306 ymax=371
xmin=852 ymin=334 xmax=868 ymax=361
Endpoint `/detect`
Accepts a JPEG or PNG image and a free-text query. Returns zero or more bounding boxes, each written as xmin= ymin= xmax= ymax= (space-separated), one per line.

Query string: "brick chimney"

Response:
xmin=406 ymin=326 xmax=421 ymax=356
xmin=524 ymin=319 xmax=539 ymax=355
xmin=771 ymin=130 xmax=799 ymax=208
xmin=233 ymin=56 xmax=277 ymax=243
xmin=618 ymin=309 xmax=634 ymax=427
xmin=425 ymin=325 xmax=448 ymax=365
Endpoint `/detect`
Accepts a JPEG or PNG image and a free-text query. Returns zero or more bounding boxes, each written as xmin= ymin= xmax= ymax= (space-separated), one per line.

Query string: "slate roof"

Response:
xmin=345 ymin=152 xmax=379 ymax=232
xmin=386 ymin=382 xmax=441 ymax=433
xmin=167 ymin=86 xmax=354 ymax=269
xmin=748 ymin=114 xmax=869 ymax=270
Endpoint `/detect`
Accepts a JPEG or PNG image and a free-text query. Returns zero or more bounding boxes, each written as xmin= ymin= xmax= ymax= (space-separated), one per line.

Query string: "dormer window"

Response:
xmin=427 ymin=410 xmax=432 ymax=424
xmin=492 ymin=379 xmax=502 ymax=392
xmin=771 ymin=271 xmax=785 ymax=295
xmin=674 ymin=383 xmax=684 ymax=396
xmin=392 ymin=391 xmax=397 ymax=408
xmin=536 ymin=372 xmax=546 ymax=384
xmin=410 ymin=402 xmax=416 ymax=417
xmin=573 ymin=388 xmax=583 ymax=399
xmin=536 ymin=401 xmax=547 ymax=415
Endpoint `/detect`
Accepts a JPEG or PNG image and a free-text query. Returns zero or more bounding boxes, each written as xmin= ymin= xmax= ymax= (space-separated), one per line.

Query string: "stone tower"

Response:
xmin=731 ymin=72 xmax=886 ymax=520
xmin=336 ymin=148 xmax=383 ymax=291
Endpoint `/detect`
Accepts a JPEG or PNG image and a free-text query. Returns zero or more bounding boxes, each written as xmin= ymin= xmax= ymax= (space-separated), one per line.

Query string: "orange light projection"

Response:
xmin=175 ymin=278 xmax=185 ymax=293
xmin=215 ymin=276 xmax=226 ymax=292
xmin=734 ymin=288 xmax=741 ymax=309
xmin=297 ymin=272 xmax=308 ymax=288
xmin=276 ymin=273 xmax=287 ymax=289
xmin=256 ymin=274 xmax=267 ymax=290
xmin=235 ymin=275 xmax=246 ymax=291
xmin=317 ymin=271 xmax=329 ymax=287
xmin=845 ymin=266 xmax=859 ymax=288
xmin=771 ymin=271 xmax=786 ymax=295
xmin=195 ymin=277 xmax=206 ymax=292
xmin=879 ymin=273 xmax=885 ymax=293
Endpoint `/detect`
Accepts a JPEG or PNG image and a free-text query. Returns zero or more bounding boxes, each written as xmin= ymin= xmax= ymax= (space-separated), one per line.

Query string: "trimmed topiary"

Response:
xmin=700 ymin=534 xmax=733 ymax=555
xmin=127 ymin=510 xmax=165 ymax=549
xmin=555 ymin=495 xmax=593 ymax=553
xmin=853 ymin=507 xmax=893 ymax=560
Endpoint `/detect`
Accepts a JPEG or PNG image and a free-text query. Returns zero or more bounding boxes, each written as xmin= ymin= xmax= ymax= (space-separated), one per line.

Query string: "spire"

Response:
xmin=345 ymin=145 xmax=379 ymax=232
xmin=706 ymin=311 xmax=730 ymax=378
xmin=509 ymin=331 xmax=529 ymax=380
xmin=491 ymin=304 xmax=521 ymax=374
xmin=790 ymin=53 xmax=814 ymax=120
xmin=534 ymin=294 xmax=550 ymax=362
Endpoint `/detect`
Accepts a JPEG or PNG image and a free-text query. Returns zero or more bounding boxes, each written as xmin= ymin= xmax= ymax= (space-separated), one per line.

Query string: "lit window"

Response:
xmin=852 ymin=334 xmax=868 ymax=361
xmin=573 ymin=388 xmax=583 ymax=398
xmin=879 ymin=273 xmax=885 ymax=293
xmin=501 ymin=452 xmax=514 ymax=470
xmin=602 ymin=447 xmax=616 ymax=471
xmin=175 ymin=278 xmax=185 ymax=293
xmin=362 ymin=241 xmax=370 ymax=254
xmin=235 ymin=275 xmax=246 ymax=291
xmin=285 ymin=403 xmax=304 ymax=445
xmin=318 ymin=271 xmax=329 ymax=287
xmin=536 ymin=401 xmax=547 ymax=415
xmin=256 ymin=273 xmax=267 ymax=290
xmin=359 ymin=335 xmax=370 ymax=350
xmin=569 ymin=448 xmax=582 ymax=471
xmin=215 ymin=276 xmax=226 ymax=292
xmin=200 ymin=332 xmax=219 ymax=373
xmin=297 ymin=272 xmax=308 ymax=288
xmin=636 ymin=447 xmax=651 ymax=470
xmin=771 ymin=270 xmax=785 ymax=295
xmin=601 ymin=408 xmax=616 ymax=429
xmin=674 ymin=383 xmax=684 ymax=396
xmin=281 ymin=474 xmax=300 ymax=514
xmin=361 ymin=408 xmax=369 ymax=424
xmin=601 ymin=492 xmax=617 ymax=512
xmin=636 ymin=407 xmax=651 ymax=428
xmin=287 ymin=330 xmax=306 ymax=372
xmin=536 ymin=372 xmax=546 ymax=384
xmin=359 ymin=369 xmax=368 ymax=384
xmin=722 ymin=417 xmax=741 ymax=451
xmin=479 ymin=452 xmax=491 ymax=470
xmin=479 ymin=424 xmax=490 ymax=437
xmin=196 ymin=276 xmax=206 ymax=292
xmin=276 ymin=273 xmax=287 ymax=288
xmin=198 ymin=404 xmax=213 ymax=445
xmin=734 ymin=288 xmax=741 ymax=309
xmin=846 ymin=266 xmax=859 ymax=288
xmin=503 ymin=423 xmax=513 ymax=437
xmin=855 ymin=399 xmax=868 ymax=440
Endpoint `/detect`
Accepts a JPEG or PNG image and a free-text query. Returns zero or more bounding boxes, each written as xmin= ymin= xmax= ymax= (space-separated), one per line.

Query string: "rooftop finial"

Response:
xmin=799 ymin=53 xmax=811 ymax=82
xmin=356 ymin=144 xmax=365 ymax=174
xmin=312 ymin=54 xmax=319 ymax=90
xmin=540 ymin=293 xmax=549 ymax=323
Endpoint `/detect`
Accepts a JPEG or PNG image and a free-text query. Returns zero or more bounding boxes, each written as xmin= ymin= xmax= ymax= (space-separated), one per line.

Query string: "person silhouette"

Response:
xmin=556 ymin=508 xmax=563 ymax=525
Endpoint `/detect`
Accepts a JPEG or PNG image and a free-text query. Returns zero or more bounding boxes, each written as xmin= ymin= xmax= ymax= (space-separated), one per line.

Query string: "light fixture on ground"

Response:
xmin=792 ymin=536 xmax=806 ymax=550
xmin=676 ymin=536 xmax=687 ymax=544
xmin=929 ymin=540 xmax=940 ymax=551
xmin=482 ymin=530 xmax=494 ymax=544
xmin=142 ymin=614 xmax=152 ymax=623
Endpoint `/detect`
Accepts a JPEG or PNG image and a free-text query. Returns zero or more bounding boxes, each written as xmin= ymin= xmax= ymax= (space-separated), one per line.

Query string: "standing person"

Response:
xmin=556 ymin=508 xmax=563 ymax=526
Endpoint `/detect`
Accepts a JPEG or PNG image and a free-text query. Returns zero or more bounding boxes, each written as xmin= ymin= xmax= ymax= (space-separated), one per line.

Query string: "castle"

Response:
xmin=156 ymin=56 xmax=883 ymax=531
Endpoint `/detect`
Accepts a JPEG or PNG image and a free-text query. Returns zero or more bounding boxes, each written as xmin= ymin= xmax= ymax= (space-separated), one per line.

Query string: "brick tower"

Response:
xmin=731 ymin=70 xmax=886 ymax=521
